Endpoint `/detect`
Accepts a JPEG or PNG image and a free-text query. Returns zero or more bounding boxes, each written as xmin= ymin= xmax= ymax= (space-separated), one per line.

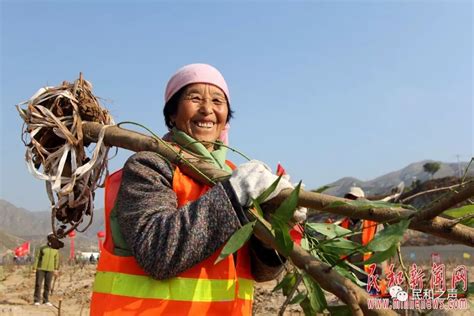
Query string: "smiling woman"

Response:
xmin=163 ymin=63 xmax=234 ymax=148
xmin=169 ymin=83 xmax=229 ymax=148
xmin=90 ymin=63 xmax=306 ymax=316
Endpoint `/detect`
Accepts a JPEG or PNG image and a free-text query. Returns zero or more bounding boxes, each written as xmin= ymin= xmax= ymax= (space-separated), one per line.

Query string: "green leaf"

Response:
xmin=300 ymin=297 xmax=314 ymax=316
xmin=334 ymin=265 xmax=367 ymax=287
xmin=306 ymin=223 xmax=352 ymax=239
xmin=312 ymin=185 xmax=331 ymax=193
xmin=215 ymin=221 xmax=255 ymax=264
xmin=365 ymin=219 xmax=410 ymax=252
xmin=250 ymin=198 xmax=264 ymax=219
xmin=361 ymin=244 xmax=398 ymax=264
xmin=289 ymin=292 xmax=307 ymax=305
xmin=269 ymin=183 xmax=301 ymax=257
xmin=273 ymin=272 xmax=297 ymax=296
xmin=443 ymin=205 xmax=474 ymax=227
xmin=256 ymin=175 xmax=281 ymax=204
xmin=320 ymin=239 xmax=362 ymax=257
xmin=271 ymin=217 xmax=294 ymax=256
xmin=327 ymin=305 xmax=352 ymax=316
xmin=343 ymin=260 xmax=368 ymax=278
xmin=301 ymin=237 xmax=310 ymax=251
xmin=302 ymin=271 xmax=328 ymax=313
xmin=273 ymin=181 xmax=302 ymax=223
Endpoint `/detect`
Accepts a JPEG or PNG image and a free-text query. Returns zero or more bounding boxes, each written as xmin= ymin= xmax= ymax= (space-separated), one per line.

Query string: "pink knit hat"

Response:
xmin=164 ymin=63 xmax=230 ymax=104
xmin=164 ymin=63 xmax=231 ymax=145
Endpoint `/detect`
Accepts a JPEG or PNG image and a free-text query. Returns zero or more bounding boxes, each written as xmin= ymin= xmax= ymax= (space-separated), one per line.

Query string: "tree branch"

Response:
xmin=277 ymin=273 xmax=303 ymax=316
xmin=273 ymin=189 xmax=474 ymax=247
xmin=401 ymin=182 xmax=471 ymax=203
xmin=411 ymin=217 xmax=474 ymax=245
xmin=411 ymin=183 xmax=474 ymax=222
xmin=82 ymin=122 xmax=474 ymax=247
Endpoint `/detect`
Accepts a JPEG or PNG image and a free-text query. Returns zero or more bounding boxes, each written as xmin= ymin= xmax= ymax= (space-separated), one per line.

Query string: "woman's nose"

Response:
xmin=199 ymin=99 xmax=213 ymax=115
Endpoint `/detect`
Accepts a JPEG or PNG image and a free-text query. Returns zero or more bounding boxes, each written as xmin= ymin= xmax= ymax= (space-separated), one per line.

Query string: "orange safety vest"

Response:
xmin=340 ymin=218 xmax=377 ymax=271
xmin=90 ymin=163 xmax=254 ymax=315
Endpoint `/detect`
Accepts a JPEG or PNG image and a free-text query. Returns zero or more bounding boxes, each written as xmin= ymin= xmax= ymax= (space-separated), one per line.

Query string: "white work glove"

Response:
xmin=292 ymin=206 xmax=307 ymax=223
xmin=229 ymin=160 xmax=307 ymax=222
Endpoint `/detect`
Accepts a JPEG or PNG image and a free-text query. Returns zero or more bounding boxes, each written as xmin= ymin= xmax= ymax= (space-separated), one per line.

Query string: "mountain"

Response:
xmin=0 ymin=199 xmax=51 ymax=238
xmin=322 ymin=160 xmax=472 ymax=197
xmin=0 ymin=230 xmax=26 ymax=254
xmin=0 ymin=199 xmax=105 ymax=253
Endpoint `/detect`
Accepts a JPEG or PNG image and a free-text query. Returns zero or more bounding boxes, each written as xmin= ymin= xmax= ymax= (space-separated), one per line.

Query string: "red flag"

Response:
xmin=289 ymin=224 xmax=303 ymax=245
xmin=276 ymin=163 xmax=286 ymax=176
xmin=14 ymin=241 xmax=30 ymax=257
xmin=68 ymin=231 xmax=76 ymax=260
xmin=97 ymin=231 xmax=105 ymax=252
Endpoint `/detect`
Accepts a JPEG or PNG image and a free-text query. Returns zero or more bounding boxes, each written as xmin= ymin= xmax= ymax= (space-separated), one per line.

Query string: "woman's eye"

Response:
xmin=191 ymin=97 xmax=202 ymax=102
xmin=213 ymin=99 xmax=224 ymax=105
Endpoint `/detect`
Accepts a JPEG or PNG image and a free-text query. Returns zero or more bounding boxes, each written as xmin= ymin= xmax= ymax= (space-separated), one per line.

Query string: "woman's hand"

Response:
xmin=229 ymin=160 xmax=307 ymax=222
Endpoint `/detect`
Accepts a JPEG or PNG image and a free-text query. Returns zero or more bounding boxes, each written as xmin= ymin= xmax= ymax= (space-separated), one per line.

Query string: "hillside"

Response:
xmin=0 ymin=199 xmax=105 ymax=253
xmin=0 ymin=230 xmax=25 ymax=254
xmin=323 ymin=160 xmax=472 ymax=197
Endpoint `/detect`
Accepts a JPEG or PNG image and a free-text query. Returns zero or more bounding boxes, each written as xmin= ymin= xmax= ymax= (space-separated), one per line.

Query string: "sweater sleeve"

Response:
xmin=115 ymin=151 xmax=245 ymax=280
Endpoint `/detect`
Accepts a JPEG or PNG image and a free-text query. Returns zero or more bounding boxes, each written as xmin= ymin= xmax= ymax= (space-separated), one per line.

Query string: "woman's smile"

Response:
xmin=171 ymin=83 xmax=228 ymax=148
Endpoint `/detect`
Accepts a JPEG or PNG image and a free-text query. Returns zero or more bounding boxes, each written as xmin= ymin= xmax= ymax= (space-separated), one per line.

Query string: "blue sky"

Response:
xmin=1 ymin=0 xmax=472 ymax=211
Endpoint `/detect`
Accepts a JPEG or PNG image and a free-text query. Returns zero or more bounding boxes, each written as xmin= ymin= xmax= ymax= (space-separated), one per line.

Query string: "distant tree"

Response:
xmin=409 ymin=179 xmax=421 ymax=190
xmin=423 ymin=162 xmax=441 ymax=179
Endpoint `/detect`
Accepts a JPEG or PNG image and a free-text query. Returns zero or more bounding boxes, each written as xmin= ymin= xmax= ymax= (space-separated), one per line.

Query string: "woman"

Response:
xmin=91 ymin=63 xmax=305 ymax=315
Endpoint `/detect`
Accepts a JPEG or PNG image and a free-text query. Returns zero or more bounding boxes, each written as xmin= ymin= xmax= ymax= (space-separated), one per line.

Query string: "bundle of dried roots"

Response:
xmin=16 ymin=74 xmax=114 ymax=238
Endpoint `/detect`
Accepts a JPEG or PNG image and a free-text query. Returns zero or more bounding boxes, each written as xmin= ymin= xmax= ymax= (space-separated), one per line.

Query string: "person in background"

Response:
xmin=89 ymin=253 xmax=97 ymax=264
xmin=90 ymin=63 xmax=307 ymax=315
xmin=340 ymin=187 xmax=378 ymax=265
xmin=340 ymin=186 xmax=366 ymax=230
xmin=33 ymin=233 xmax=60 ymax=306
xmin=341 ymin=187 xmax=387 ymax=294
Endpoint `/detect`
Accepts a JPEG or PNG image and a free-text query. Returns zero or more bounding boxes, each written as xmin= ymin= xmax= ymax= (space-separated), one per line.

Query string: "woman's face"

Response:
xmin=171 ymin=83 xmax=228 ymax=149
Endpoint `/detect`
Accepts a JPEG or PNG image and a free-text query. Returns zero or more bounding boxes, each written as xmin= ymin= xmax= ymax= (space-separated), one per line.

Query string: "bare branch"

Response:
xmin=401 ymin=182 xmax=471 ymax=203
xmin=277 ymin=273 xmax=303 ymax=316
xmin=412 ymin=183 xmax=474 ymax=222
xmin=396 ymin=244 xmax=410 ymax=286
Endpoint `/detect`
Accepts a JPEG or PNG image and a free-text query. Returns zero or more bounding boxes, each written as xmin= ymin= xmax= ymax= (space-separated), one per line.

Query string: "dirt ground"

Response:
xmin=0 ymin=246 xmax=472 ymax=315
xmin=0 ymin=263 xmax=294 ymax=316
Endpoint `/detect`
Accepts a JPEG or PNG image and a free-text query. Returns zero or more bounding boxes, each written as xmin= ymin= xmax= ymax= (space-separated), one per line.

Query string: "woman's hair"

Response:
xmin=163 ymin=86 xmax=234 ymax=130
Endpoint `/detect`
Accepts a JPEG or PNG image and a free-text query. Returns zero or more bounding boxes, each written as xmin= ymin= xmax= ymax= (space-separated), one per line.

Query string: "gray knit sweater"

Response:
xmin=113 ymin=151 xmax=284 ymax=282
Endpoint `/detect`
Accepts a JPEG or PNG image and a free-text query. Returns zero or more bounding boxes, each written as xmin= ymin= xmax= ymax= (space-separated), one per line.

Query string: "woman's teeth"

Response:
xmin=194 ymin=121 xmax=214 ymax=128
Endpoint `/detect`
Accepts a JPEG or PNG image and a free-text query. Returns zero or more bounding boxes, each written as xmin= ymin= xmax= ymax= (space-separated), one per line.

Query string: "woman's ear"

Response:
xmin=169 ymin=115 xmax=176 ymax=127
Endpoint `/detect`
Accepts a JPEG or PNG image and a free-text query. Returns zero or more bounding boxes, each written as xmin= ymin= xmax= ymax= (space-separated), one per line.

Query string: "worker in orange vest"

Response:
xmin=90 ymin=63 xmax=307 ymax=315
xmin=338 ymin=187 xmax=377 ymax=274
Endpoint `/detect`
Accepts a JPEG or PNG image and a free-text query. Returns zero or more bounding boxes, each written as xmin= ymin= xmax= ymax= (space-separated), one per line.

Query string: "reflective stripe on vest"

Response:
xmin=93 ymin=272 xmax=253 ymax=301
xmin=90 ymin=162 xmax=254 ymax=315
